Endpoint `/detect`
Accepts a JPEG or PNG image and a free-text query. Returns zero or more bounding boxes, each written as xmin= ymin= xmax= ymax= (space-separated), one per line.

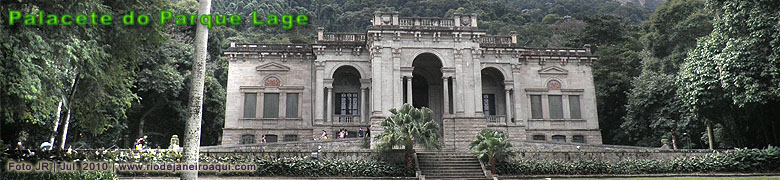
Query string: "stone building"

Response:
xmin=221 ymin=12 xmax=602 ymax=149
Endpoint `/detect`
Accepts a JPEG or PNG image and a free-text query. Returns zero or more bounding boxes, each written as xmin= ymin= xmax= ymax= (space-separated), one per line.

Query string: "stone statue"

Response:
xmin=169 ymin=135 xmax=180 ymax=149
xmin=660 ymin=138 xmax=670 ymax=149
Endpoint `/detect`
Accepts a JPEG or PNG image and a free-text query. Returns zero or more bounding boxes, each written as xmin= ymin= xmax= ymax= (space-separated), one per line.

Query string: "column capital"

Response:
xmin=324 ymin=78 xmax=334 ymax=88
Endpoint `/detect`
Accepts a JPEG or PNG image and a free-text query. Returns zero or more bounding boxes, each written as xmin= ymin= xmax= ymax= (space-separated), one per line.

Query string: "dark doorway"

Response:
xmin=412 ymin=75 xmax=429 ymax=108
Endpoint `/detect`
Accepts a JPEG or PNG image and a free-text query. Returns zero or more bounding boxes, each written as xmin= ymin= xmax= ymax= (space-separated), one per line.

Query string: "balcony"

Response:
xmin=335 ymin=115 xmax=361 ymax=123
xmin=486 ymin=115 xmax=506 ymax=123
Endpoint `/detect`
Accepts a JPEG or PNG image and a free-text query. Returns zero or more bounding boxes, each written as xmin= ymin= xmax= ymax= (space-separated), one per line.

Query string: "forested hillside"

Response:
xmin=2 ymin=0 xmax=778 ymax=150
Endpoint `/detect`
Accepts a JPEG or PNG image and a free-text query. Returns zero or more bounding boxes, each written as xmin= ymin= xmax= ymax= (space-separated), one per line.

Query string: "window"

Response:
xmin=243 ymin=93 xmax=257 ymax=118
xmin=284 ymin=135 xmax=298 ymax=142
xmin=533 ymin=135 xmax=546 ymax=141
xmin=530 ymin=95 xmax=543 ymax=119
xmin=569 ymin=95 xmax=581 ymax=119
xmin=482 ymin=94 xmax=496 ymax=116
xmin=286 ymin=93 xmax=299 ymax=118
xmin=548 ymin=95 xmax=563 ymax=119
xmin=240 ymin=134 xmax=255 ymax=144
xmin=335 ymin=93 xmax=359 ymax=115
xmin=265 ymin=134 xmax=278 ymax=143
xmin=552 ymin=135 xmax=566 ymax=142
xmin=263 ymin=93 xmax=279 ymax=118
xmin=573 ymin=135 xmax=586 ymax=143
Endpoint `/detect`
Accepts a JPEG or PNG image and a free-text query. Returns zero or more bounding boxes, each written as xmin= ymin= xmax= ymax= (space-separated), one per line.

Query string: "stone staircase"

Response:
xmin=417 ymin=151 xmax=490 ymax=180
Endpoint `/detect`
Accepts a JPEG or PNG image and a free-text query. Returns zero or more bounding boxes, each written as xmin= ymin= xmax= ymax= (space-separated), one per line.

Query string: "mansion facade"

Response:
xmin=222 ymin=12 xmax=602 ymax=149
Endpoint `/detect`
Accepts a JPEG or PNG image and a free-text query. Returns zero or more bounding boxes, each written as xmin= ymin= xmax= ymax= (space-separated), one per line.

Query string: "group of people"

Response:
xmin=319 ymin=127 xmax=369 ymax=141
xmin=134 ymin=136 xmax=148 ymax=150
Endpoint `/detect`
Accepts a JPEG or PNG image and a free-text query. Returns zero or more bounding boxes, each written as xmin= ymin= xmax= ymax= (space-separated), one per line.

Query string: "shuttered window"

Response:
xmin=548 ymin=95 xmax=563 ymax=119
xmin=263 ymin=93 xmax=279 ymax=118
xmin=569 ymin=95 xmax=581 ymax=119
xmin=530 ymin=95 xmax=543 ymax=119
xmin=286 ymin=93 xmax=299 ymax=118
xmin=243 ymin=93 xmax=257 ymax=118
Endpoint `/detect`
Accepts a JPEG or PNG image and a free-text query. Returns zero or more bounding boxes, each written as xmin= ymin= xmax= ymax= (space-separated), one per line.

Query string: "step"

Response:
xmin=425 ymin=176 xmax=489 ymax=180
xmin=420 ymin=166 xmax=482 ymax=169
xmin=419 ymin=161 xmax=480 ymax=164
xmin=422 ymin=170 xmax=484 ymax=174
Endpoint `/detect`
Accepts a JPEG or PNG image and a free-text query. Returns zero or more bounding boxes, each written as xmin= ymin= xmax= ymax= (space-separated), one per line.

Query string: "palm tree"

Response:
xmin=470 ymin=129 xmax=515 ymax=174
xmin=374 ymin=103 xmax=441 ymax=168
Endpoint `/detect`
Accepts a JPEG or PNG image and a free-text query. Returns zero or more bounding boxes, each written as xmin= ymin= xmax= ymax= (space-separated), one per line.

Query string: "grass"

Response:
xmin=125 ymin=176 xmax=780 ymax=180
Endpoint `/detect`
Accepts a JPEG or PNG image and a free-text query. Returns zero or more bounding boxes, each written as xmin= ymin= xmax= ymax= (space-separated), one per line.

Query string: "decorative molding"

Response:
xmin=256 ymin=62 xmax=291 ymax=72
xmin=538 ymin=66 xmax=569 ymax=75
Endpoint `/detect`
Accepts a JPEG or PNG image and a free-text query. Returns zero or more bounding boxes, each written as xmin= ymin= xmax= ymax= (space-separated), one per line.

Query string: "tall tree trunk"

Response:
xmin=137 ymin=104 xmax=160 ymax=137
xmin=181 ymin=0 xmax=211 ymax=179
xmin=59 ymin=74 xmax=79 ymax=150
xmin=59 ymin=107 xmax=72 ymax=150
xmin=706 ymin=120 xmax=714 ymax=150
xmin=50 ymin=99 xmax=63 ymax=144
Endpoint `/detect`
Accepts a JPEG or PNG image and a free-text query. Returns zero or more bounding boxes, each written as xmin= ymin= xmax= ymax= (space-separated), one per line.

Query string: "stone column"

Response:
xmin=443 ymin=77 xmax=450 ymax=115
xmin=406 ymin=76 xmax=413 ymax=105
xmin=326 ymin=87 xmax=333 ymax=122
xmin=314 ymin=64 xmax=325 ymax=123
xmin=360 ymin=88 xmax=367 ymax=122
xmin=505 ymin=89 xmax=512 ymax=124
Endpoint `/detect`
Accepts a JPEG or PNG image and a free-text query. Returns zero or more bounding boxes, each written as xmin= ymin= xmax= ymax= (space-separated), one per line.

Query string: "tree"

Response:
xmin=181 ymin=0 xmax=211 ymax=179
xmin=621 ymin=0 xmax=712 ymax=148
xmin=678 ymin=0 xmax=780 ymax=149
xmin=374 ymin=104 xmax=441 ymax=168
xmin=469 ymin=129 xmax=514 ymax=175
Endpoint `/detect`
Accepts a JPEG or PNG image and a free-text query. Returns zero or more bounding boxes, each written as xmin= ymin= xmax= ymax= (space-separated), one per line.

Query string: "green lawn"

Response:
xmin=126 ymin=176 xmax=780 ymax=180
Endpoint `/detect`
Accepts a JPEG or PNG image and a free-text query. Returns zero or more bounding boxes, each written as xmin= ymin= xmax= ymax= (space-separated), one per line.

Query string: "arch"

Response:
xmin=327 ymin=63 xmax=367 ymax=79
xmin=481 ymin=65 xmax=510 ymax=81
xmin=405 ymin=49 xmax=451 ymax=68
xmin=481 ymin=67 xmax=506 ymax=85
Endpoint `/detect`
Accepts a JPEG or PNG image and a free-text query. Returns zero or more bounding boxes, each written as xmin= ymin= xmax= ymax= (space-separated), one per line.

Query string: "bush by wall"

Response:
xmin=1 ymin=149 xmax=413 ymax=177
xmin=498 ymin=146 xmax=780 ymax=175
xmin=0 ymin=171 xmax=116 ymax=180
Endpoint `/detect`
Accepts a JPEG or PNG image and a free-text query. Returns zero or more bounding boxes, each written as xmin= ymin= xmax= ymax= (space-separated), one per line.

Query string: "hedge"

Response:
xmin=0 ymin=171 xmax=116 ymax=180
xmin=498 ymin=146 xmax=780 ymax=175
xmin=1 ymin=149 xmax=413 ymax=178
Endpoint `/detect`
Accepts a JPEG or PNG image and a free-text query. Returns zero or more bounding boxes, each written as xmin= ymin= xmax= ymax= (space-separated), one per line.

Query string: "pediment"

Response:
xmin=538 ymin=66 xmax=568 ymax=75
xmin=256 ymin=62 xmax=290 ymax=72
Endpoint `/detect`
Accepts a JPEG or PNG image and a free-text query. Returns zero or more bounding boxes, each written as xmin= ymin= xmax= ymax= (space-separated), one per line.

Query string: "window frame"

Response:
xmin=243 ymin=93 xmax=257 ymax=118
xmin=552 ymin=135 xmax=566 ymax=142
xmin=240 ymin=134 xmax=255 ymax=144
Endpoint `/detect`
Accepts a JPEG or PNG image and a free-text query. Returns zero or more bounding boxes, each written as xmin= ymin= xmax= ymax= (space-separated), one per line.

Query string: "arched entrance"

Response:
xmin=481 ymin=67 xmax=509 ymax=123
xmin=332 ymin=66 xmax=362 ymax=123
xmin=411 ymin=53 xmax=444 ymax=127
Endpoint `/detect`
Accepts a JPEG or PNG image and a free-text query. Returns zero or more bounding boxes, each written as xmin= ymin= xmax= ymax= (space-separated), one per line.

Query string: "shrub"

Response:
xmin=1 ymin=149 xmax=413 ymax=177
xmin=0 ymin=171 xmax=116 ymax=180
xmin=498 ymin=146 xmax=780 ymax=175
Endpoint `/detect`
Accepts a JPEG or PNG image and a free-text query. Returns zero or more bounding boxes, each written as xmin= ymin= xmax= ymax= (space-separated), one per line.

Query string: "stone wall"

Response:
xmin=514 ymin=150 xmax=715 ymax=162
xmin=202 ymin=138 xmax=368 ymax=151
xmin=510 ymin=140 xmax=716 ymax=162
xmin=201 ymin=148 xmax=406 ymax=164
